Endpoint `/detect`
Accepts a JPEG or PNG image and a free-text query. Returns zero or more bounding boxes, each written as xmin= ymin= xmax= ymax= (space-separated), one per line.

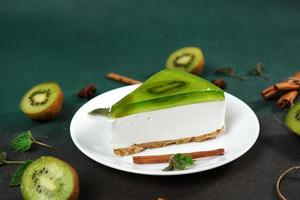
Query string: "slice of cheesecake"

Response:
xmin=108 ymin=69 xmax=225 ymax=156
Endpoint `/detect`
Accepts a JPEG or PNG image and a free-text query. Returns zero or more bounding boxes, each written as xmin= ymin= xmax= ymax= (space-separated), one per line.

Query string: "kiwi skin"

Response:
xmin=191 ymin=55 xmax=205 ymax=74
xmin=67 ymin=163 xmax=80 ymax=200
xmin=20 ymin=82 xmax=63 ymax=121
xmin=20 ymin=156 xmax=79 ymax=200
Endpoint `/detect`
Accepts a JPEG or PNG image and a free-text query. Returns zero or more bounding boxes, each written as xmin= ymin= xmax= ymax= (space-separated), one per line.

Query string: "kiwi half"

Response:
xmin=20 ymin=156 xmax=79 ymax=200
xmin=166 ymin=47 xmax=205 ymax=74
xmin=284 ymin=103 xmax=300 ymax=135
xmin=20 ymin=82 xmax=63 ymax=120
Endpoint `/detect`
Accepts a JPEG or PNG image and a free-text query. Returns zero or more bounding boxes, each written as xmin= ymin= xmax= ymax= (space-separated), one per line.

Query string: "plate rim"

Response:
xmin=70 ymin=85 xmax=260 ymax=176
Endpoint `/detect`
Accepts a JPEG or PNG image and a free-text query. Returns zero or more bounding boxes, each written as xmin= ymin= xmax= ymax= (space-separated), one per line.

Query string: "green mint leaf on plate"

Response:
xmin=9 ymin=159 xmax=33 ymax=186
xmin=10 ymin=130 xmax=53 ymax=152
xmin=163 ymin=153 xmax=194 ymax=171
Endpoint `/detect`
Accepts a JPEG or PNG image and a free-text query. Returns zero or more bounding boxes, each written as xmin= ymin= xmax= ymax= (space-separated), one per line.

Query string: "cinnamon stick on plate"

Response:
xmin=133 ymin=148 xmax=225 ymax=164
xmin=107 ymin=72 xmax=141 ymax=85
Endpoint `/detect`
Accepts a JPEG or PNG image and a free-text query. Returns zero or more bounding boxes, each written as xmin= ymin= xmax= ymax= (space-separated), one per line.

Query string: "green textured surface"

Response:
xmin=110 ymin=69 xmax=224 ymax=117
xmin=1 ymin=0 xmax=300 ymax=199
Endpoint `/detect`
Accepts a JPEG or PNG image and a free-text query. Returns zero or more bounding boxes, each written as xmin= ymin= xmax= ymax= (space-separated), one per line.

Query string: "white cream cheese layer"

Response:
xmin=110 ymin=101 xmax=225 ymax=148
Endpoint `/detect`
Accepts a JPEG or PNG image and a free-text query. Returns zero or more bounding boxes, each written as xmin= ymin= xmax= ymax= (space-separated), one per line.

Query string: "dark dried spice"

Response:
xmin=215 ymin=67 xmax=246 ymax=80
xmin=78 ymin=84 xmax=97 ymax=99
xmin=250 ymin=62 xmax=269 ymax=80
xmin=211 ymin=78 xmax=227 ymax=90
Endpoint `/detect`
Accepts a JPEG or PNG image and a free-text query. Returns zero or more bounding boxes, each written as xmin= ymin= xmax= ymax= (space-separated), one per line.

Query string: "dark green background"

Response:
xmin=1 ymin=0 xmax=300 ymax=199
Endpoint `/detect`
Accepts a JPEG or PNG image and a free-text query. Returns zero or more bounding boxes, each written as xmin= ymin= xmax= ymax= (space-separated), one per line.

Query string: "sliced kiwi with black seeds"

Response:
xmin=147 ymin=80 xmax=187 ymax=95
xmin=21 ymin=156 xmax=79 ymax=200
xmin=20 ymin=82 xmax=63 ymax=120
xmin=284 ymin=103 xmax=300 ymax=135
xmin=166 ymin=47 xmax=205 ymax=74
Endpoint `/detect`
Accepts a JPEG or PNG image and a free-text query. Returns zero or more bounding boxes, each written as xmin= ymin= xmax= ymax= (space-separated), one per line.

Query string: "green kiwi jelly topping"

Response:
xmin=147 ymin=80 xmax=186 ymax=95
xmin=109 ymin=69 xmax=224 ymax=118
xmin=29 ymin=90 xmax=51 ymax=106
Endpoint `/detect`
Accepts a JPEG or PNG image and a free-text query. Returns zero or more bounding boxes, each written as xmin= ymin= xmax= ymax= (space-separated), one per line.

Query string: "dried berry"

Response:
xmin=211 ymin=78 xmax=226 ymax=90
xmin=78 ymin=84 xmax=96 ymax=99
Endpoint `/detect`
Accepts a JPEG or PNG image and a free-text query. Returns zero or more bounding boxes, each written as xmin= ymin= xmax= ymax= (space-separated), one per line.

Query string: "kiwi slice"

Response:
xmin=147 ymin=80 xmax=186 ymax=95
xmin=166 ymin=47 xmax=205 ymax=74
xmin=284 ymin=103 xmax=300 ymax=135
xmin=20 ymin=82 xmax=63 ymax=120
xmin=20 ymin=156 xmax=79 ymax=200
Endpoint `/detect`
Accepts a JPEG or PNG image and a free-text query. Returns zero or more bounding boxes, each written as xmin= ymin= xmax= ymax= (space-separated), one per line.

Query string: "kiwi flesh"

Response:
xmin=20 ymin=156 xmax=79 ymax=200
xmin=147 ymin=80 xmax=186 ymax=95
xmin=20 ymin=82 xmax=63 ymax=120
xmin=284 ymin=103 xmax=300 ymax=135
xmin=166 ymin=47 xmax=205 ymax=74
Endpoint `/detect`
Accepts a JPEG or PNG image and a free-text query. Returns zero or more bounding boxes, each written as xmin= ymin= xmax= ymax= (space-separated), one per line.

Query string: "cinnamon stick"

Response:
xmin=107 ymin=73 xmax=141 ymax=85
xmin=261 ymin=72 xmax=300 ymax=100
xmin=261 ymin=85 xmax=277 ymax=99
xmin=273 ymin=82 xmax=300 ymax=91
xmin=276 ymin=90 xmax=298 ymax=109
xmin=276 ymin=72 xmax=300 ymax=109
xmin=133 ymin=148 xmax=225 ymax=164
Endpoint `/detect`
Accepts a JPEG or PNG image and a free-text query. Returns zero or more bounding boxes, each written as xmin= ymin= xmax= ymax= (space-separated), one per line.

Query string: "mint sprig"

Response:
xmin=163 ymin=153 xmax=194 ymax=171
xmin=0 ymin=151 xmax=25 ymax=165
xmin=10 ymin=131 xmax=53 ymax=152
xmin=9 ymin=159 xmax=33 ymax=186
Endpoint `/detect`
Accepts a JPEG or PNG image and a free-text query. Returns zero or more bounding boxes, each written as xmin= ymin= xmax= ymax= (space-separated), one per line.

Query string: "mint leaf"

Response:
xmin=10 ymin=130 xmax=53 ymax=152
xmin=9 ymin=160 xmax=33 ymax=186
xmin=10 ymin=131 xmax=33 ymax=152
xmin=163 ymin=153 xmax=194 ymax=171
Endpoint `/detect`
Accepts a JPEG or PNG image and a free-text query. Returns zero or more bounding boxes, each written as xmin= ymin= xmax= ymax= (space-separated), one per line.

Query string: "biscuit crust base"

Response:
xmin=113 ymin=127 xmax=224 ymax=156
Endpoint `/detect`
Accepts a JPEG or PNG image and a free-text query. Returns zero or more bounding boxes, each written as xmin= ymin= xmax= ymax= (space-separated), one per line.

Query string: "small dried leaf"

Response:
xmin=215 ymin=67 xmax=246 ymax=80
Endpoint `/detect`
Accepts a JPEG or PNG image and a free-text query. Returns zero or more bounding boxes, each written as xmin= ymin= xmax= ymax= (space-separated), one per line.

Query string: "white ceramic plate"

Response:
xmin=70 ymin=85 xmax=259 ymax=176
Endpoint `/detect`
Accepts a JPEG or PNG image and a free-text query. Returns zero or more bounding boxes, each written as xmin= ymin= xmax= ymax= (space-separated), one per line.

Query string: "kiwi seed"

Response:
xmin=29 ymin=90 xmax=51 ymax=106
xmin=173 ymin=53 xmax=195 ymax=68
